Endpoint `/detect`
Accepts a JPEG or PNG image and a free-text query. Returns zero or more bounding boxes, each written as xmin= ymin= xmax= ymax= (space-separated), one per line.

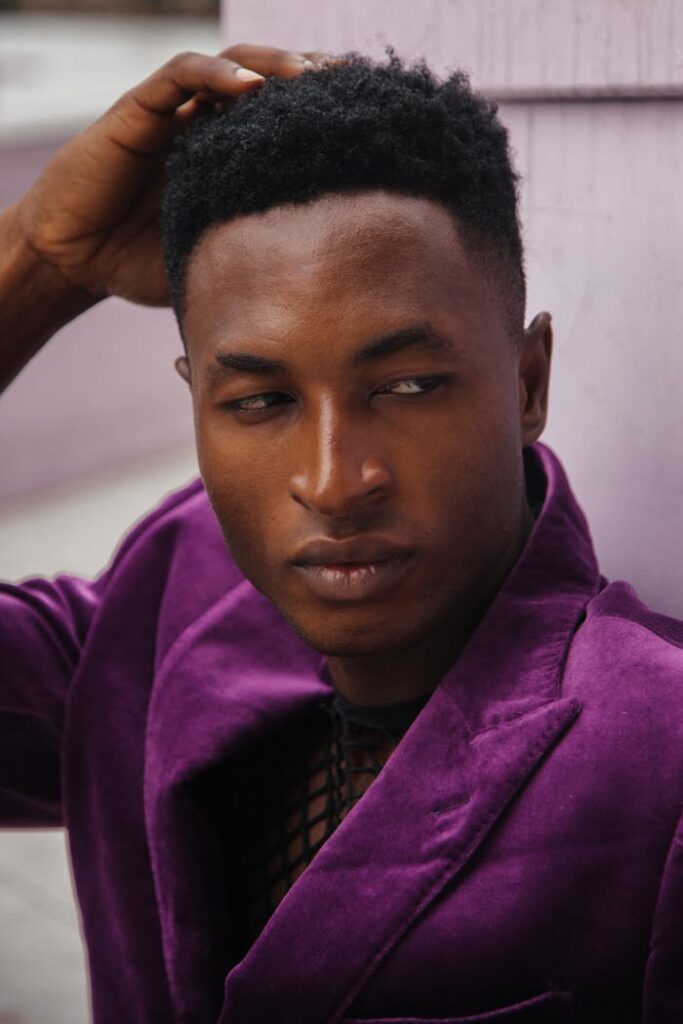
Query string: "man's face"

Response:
xmin=180 ymin=191 xmax=548 ymax=658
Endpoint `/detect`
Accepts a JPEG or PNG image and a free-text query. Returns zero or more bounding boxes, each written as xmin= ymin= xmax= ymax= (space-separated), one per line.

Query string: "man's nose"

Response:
xmin=288 ymin=400 xmax=392 ymax=518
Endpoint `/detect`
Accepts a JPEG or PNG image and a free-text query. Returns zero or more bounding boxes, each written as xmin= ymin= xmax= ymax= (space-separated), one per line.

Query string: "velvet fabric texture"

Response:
xmin=1 ymin=441 xmax=682 ymax=1024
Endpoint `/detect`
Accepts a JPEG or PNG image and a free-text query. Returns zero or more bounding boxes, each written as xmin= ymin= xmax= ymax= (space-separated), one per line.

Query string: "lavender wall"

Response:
xmin=223 ymin=0 xmax=683 ymax=96
xmin=0 ymin=142 xmax=192 ymax=499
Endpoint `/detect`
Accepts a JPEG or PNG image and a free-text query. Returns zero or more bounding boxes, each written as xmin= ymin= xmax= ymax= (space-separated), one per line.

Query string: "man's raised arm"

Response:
xmin=0 ymin=44 xmax=328 ymax=392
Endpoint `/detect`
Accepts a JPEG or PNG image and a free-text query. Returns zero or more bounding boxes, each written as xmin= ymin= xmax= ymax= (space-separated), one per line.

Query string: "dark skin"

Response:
xmin=176 ymin=191 xmax=553 ymax=706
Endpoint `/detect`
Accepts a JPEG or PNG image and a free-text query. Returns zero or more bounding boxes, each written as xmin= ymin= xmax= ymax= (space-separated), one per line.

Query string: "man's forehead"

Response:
xmin=187 ymin=190 xmax=468 ymax=283
xmin=183 ymin=191 xmax=482 ymax=339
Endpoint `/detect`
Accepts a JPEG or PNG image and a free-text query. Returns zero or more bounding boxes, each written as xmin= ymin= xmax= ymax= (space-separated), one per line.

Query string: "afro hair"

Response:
xmin=161 ymin=45 xmax=526 ymax=334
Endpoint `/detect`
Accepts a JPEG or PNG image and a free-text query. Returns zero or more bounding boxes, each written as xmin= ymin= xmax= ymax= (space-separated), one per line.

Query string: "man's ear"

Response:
xmin=518 ymin=311 xmax=552 ymax=445
xmin=175 ymin=355 xmax=191 ymax=386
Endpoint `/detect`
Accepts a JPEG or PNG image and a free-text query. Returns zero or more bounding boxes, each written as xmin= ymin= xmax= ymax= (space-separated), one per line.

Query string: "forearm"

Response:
xmin=0 ymin=203 xmax=98 ymax=394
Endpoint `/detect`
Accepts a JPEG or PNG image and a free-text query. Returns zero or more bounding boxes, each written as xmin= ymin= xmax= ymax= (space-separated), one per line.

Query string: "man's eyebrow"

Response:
xmin=211 ymin=322 xmax=457 ymax=378
xmin=351 ymin=322 xmax=457 ymax=366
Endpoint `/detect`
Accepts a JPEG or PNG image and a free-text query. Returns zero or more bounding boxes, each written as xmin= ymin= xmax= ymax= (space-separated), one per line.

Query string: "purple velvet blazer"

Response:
xmin=1 ymin=442 xmax=682 ymax=1024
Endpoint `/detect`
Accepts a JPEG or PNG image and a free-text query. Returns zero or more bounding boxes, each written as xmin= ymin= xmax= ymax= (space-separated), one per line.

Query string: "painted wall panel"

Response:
xmin=506 ymin=99 xmax=683 ymax=616
xmin=0 ymin=138 xmax=191 ymax=499
xmin=224 ymin=0 xmax=683 ymax=95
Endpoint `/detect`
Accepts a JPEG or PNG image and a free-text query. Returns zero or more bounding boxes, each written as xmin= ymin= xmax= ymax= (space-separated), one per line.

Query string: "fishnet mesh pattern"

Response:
xmin=223 ymin=689 xmax=431 ymax=961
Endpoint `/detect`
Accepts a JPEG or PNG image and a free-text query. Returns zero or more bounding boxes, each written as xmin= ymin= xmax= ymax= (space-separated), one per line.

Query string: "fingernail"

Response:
xmin=235 ymin=67 xmax=265 ymax=82
xmin=291 ymin=54 xmax=315 ymax=67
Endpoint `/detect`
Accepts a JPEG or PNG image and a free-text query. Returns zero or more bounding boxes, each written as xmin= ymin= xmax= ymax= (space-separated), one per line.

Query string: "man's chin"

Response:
xmin=273 ymin=601 xmax=426 ymax=659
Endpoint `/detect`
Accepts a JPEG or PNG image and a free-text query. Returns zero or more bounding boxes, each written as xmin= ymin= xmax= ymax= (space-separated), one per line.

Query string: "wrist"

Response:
xmin=2 ymin=202 xmax=98 ymax=321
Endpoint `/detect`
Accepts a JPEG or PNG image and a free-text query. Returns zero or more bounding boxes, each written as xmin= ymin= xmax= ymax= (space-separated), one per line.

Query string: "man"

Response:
xmin=1 ymin=41 xmax=681 ymax=1024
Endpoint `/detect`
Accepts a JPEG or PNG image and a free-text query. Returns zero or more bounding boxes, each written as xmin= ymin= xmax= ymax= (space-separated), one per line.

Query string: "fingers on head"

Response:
xmin=220 ymin=42 xmax=309 ymax=75
xmin=137 ymin=45 xmax=349 ymax=122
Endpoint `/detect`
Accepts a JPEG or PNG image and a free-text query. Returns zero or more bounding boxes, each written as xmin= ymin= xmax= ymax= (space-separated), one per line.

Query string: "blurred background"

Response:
xmin=1 ymin=0 xmax=682 ymax=1020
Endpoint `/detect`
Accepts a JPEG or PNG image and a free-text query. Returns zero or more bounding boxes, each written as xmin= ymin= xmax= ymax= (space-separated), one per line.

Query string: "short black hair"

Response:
xmin=161 ymin=46 xmax=526 ymax=335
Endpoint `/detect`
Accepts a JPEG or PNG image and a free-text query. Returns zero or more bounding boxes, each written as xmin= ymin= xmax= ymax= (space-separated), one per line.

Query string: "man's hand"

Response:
xmin=10 ymin=44 xmax=333 ymax=308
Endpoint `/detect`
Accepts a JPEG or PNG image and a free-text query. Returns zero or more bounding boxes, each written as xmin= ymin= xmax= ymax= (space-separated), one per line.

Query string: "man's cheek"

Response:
xmin=209 ymin=492 xmax=270 ymax=574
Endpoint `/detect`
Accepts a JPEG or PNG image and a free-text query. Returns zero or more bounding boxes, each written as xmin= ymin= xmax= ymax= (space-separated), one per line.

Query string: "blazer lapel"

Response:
xmin=219 ymin=443 xmax=600 ymax=1024
xmin=218 ymin=666 xmax=582 ymax=1024
xmin=143 ymin=577 xmax=334 ymax=1023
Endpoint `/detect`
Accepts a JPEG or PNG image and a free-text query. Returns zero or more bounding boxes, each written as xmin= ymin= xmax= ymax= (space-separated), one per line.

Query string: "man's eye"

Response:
xmin=224 ymin=392 xmax=292 ymax=413
xmin=376 ymin=375 xmax=446 ymax=396
xmin=223 ymin=376 xmax=446 ymax=415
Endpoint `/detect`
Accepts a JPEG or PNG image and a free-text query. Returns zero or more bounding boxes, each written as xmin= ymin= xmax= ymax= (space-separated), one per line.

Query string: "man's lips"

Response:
xmin=321 ymin=559 xmax=395 ymax=568
xmin=290 ymin=535 xmax=414 ymax=567
xmin=291 ymin=551 xmax=415 ymax=602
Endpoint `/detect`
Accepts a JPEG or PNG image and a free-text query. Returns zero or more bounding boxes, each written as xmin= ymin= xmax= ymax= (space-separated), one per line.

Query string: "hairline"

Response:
xmin=172 ymin=188 xmax=525 ymax=351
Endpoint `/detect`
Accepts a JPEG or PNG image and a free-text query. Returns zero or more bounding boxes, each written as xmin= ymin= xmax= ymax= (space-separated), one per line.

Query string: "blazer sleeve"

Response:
xmin=0 ymin=572 xmax=105 ymax=827
xmin=642 ymin=803 xmax=683 ymax=1022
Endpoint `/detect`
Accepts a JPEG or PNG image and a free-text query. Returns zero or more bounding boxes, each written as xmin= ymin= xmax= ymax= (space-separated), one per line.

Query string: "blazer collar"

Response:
xmin=143 ymin=442 xmax=600 ymax=1023
xmin=143 ymin=579 xmax=332 ymax=1020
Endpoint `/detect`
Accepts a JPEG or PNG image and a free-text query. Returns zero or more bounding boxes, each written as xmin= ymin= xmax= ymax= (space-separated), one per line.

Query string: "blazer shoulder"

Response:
xmin=585 ymin=578 xmax=683 ymax=652
xmin=102 ymin=476 xmax=222 ymax=576
xmin=86 ymin=477 xmax=241 ymax=668
xmin=92 ymin=475 xmax=238 ymax=614
xmin=109 ymin=476 xmax=205 ymax=552
xmin=569 ymin=581 xmax=683 ymax=782
xmin=572 ymin=579 xmax=683 ymax=723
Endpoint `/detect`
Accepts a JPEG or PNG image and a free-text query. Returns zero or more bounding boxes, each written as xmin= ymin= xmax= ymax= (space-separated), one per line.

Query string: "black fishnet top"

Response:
xmin=217 ymin=687 xmax=432 ymax=962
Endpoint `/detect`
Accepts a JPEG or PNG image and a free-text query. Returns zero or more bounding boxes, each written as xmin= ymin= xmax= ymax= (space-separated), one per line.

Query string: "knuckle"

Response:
xmin=224 ymin=42 xmax=247 ymax=55
xmin=110 ymin=89 xmax=133 ymax=114
xmin=167 ymin=50 xmax=200 ymax=68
